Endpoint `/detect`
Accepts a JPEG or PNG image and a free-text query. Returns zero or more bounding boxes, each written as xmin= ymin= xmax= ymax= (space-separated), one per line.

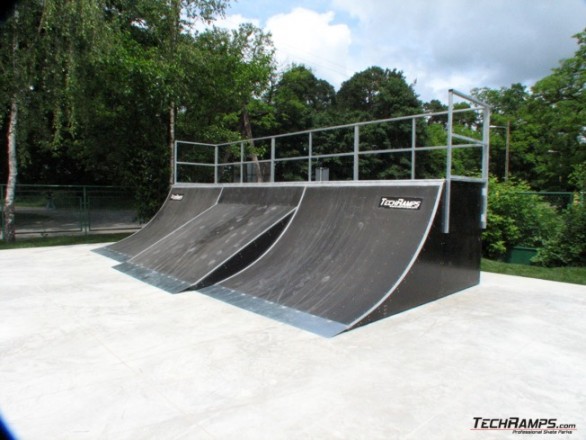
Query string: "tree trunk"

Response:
xmin=4 ymin=98 xmax=18 ymax=242
xmin=241 ymin=108 xmax=263 ymax=182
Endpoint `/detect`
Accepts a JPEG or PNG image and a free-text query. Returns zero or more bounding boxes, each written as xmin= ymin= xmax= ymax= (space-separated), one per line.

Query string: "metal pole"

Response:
xmin=214 ymin=145 xmax=219 ymax=184
xmin=354 ymin=125 xmax=360 ymax=181
xmin=308 ymin=132 xmax=313 ymax=182
xmin=1 ymin=184 xmax=5 ymax=240
xmin=270 ymin=137 xmax=276 ymax=183
xmin=240 ymin=142 xmax=244 ymax=183
xmin=173 ymin=141 xmax=178 ymax=184
xmin=443 ymin=91 xmax=454 ymax=234
xmin=504 ymin=120 xmax=510 ymax=181
xmin=411 ymin=117 xmax=416 ymax=179
xmin=481 ymin=107 xmax=491 ymax=229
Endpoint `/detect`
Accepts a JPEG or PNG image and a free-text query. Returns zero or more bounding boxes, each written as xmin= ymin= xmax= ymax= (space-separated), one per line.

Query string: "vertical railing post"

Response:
xmin=173 ymin=141 xmax=178 ymax=185
xmin=353 ymin=125 xmax=360 ymax=181
xmin=270 ymin=137 xmax=276 ymax=183
xmin=411 ymin=117 xmax=416 ymax=179
xmin=214 ymin=145 xmax=219 ymax=184
xmin=481 ymin=105 xmax=491 ymax=229
xmin=308 ymin=132 xmax=313 ymax=182
xmin=240 ymin=142 xmax=244 ymax=183
xmin=443 ymin=91 xmax=455 ymax=234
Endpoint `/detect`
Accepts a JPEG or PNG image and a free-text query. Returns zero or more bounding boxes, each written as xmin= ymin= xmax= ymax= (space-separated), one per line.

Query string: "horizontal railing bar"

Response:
xmin=449 ymin=89 xmax=491 ymax=108
xmin=176 ymin=162 xmax=216 ymax=167
xmin=452 ymin=133 xmax=483 ymax=144
xmin=212 ymin=108 xmax=483 ymax=148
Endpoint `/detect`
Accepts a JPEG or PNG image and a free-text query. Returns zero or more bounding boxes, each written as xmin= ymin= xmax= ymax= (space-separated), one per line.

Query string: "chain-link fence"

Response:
xmin=0 ymin=185 xmax=142 ymax=238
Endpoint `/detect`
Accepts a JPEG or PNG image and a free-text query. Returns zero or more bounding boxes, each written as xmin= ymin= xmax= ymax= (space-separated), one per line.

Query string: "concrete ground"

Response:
xmin=0 ymin=244 xmax=584 ymax=440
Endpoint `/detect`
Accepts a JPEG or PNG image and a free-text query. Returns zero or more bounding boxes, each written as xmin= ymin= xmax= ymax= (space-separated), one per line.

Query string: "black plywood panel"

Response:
xmin=207 ymin=184 xmax=443 ymax=328
xmin=94 ymin=187 xmax=221 ymax=261
xmin=115 ymin=186 xmax=303 ymax=292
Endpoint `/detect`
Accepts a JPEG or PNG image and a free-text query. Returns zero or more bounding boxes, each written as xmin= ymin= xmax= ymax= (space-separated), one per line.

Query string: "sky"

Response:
xmin=211 ymin=0 xmax=586 ymax=103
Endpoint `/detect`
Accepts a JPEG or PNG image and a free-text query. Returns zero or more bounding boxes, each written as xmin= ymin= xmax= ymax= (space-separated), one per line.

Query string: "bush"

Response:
xmin=482 ymin=177 xmax=561 ymax=260
xmin=534 ymin=203 xmax=586 ymax=267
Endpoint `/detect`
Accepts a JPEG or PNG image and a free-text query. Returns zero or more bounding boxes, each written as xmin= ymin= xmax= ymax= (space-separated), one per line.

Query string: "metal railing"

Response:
xmin=175 ymin=89 xmax=491 ymax=233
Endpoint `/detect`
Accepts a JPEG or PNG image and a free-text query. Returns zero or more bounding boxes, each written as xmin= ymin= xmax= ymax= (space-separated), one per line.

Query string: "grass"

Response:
xmin=1 ymin=234 xmax=584 ymax=285
xmin=481 ymin=258 xmax=586 ymax=286
xmin=0 ymin=233 xmax=132 ymax=250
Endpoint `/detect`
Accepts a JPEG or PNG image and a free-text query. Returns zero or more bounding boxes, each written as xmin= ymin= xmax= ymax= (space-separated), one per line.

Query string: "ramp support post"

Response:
xmin=481 ymin=104 xmax=491 ymax=229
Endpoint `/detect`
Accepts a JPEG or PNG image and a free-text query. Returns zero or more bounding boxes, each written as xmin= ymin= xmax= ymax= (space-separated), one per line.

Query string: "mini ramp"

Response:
xmin=114 ymin=186 xmax=304 ymax=293
xmin=94 ymin=186 xmax=221 ymax=262
xmin=199 ymin=180 xmax=482 ymax=336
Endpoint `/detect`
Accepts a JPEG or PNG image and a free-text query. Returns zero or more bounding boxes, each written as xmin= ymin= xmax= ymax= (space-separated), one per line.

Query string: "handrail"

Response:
xmin=174 ymin=90 xmax=491 ymax=232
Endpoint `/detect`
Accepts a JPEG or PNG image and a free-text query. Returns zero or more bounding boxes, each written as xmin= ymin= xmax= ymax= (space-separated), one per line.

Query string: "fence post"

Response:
xmin=83 ymin=186 xmax=88 ymax=235
xmin=0 ymin=184 xmax=4 ymax=240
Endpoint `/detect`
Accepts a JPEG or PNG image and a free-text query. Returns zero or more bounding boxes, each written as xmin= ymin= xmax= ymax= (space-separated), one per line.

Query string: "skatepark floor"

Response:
xmin=1 ymin=244 xmax=585 ymax=440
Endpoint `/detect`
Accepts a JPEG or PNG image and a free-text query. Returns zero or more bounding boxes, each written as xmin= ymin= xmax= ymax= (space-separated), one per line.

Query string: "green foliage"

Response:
xmin=482 ymin=177 xmax=561 ymax=260
xmin=534 ymin=203 xmax=586 ymax=267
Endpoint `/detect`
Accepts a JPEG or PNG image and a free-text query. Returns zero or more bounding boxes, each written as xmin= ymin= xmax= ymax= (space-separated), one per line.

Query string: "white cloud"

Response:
xmin=219 ymin=0 xmax=585 ymax=102
xmin=265 ymin=8 xmax=352 ymax=86
xmin=331 ymin=0 xmax=586 ymax=100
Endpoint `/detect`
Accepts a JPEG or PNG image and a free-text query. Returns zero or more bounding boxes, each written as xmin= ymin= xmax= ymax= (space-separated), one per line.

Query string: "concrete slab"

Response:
xmin=0 ymin=244 xmax=585 ymax=439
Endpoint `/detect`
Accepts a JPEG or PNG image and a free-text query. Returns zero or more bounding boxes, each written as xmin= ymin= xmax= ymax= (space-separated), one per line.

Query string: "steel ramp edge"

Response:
xmin=115 ymin=262 xmax=192 ymax=293
xmin=199 ymin=285 xmax=348 ymax=338
xmin=92 ymin=246 xmax=131 ymax=263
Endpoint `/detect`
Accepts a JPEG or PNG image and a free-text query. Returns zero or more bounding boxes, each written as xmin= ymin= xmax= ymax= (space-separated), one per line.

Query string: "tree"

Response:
xmin=335 ymin=67 xmax=423 ymax=180
xmin=272 ymin=64 xmax=335 ymax=132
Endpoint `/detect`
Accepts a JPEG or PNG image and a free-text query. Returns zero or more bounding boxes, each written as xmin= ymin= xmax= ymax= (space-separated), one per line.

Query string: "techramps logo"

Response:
xmin=379 ymin=196 xmax=422 ymax=210
xmin=471 ymin=417 xmax=578 ymax=436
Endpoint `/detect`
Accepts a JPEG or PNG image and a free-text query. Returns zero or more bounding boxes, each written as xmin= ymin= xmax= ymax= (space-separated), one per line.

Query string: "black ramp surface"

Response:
xmin=116 ymin=186 xmax=303 ymax=292
xmin=201 ymin=182 xmax=443 ymax=337
xmin=94 ymin=186 xmax=221 ymax=261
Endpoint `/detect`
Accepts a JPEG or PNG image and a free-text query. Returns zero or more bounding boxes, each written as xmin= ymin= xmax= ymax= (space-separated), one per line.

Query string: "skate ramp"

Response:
xmin=200 ymin=181 xmax=482 ymax=337
xmin=115 ymin=186 xmax=303 ymax=292
xmin=94 ymin=186 xmax=221 ymax=262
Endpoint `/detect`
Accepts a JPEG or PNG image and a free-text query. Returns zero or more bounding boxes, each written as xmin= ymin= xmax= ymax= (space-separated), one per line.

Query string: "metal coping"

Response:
xmin=172 ymin=179 xmax=447 ymax=189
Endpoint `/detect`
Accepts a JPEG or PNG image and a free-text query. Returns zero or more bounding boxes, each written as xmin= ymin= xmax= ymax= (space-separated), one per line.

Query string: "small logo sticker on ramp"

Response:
xmin=379 ymin=197 xmax=422 ymax=210
xmin=170 ymin=193 xmax=184 ymax=201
